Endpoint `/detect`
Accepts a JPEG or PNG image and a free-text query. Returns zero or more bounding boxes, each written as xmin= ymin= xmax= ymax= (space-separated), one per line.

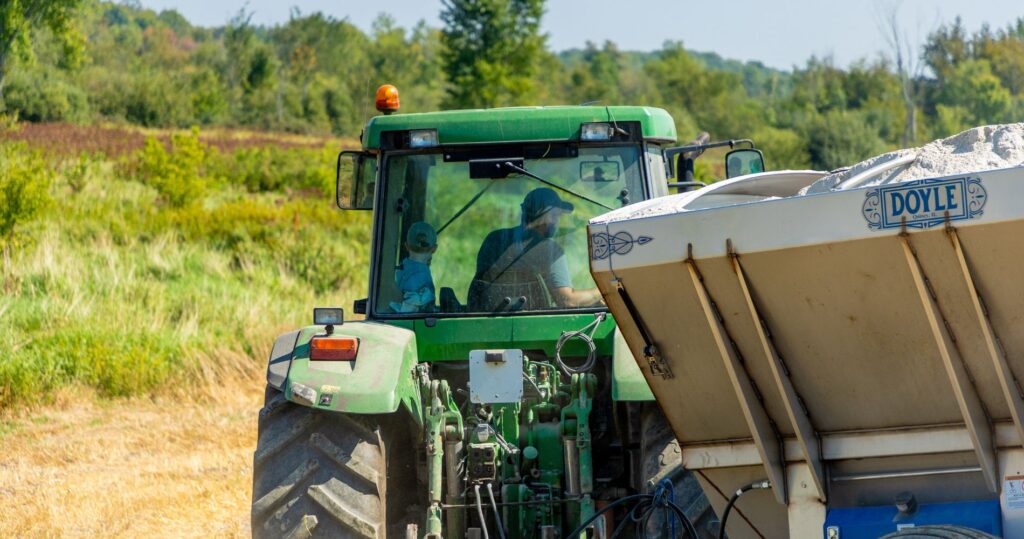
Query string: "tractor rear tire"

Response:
xmin=251 ymin=386 xmax=417 ymax=538
xmin=640 ymin=404 xmax=720 ymax=539
xmin=880 ymin=525 xmax=999 ymax=538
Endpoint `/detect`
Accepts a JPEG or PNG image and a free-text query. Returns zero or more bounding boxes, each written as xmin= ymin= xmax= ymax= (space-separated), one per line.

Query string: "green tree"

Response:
xmin=0 ymin=0 xmax=83 ymax=107
xmin=751 ymin=126 xmax=811 ymax=170
xmin=567 ymin=41 xmax=624 ymax=105
xmin=440 ymin=0 xmax=546 ymax=109
xmin=923 ymin=18 xmax=970 ymax=84
xmin=941 ymin=59 xmax=1012 ymax=125
xmin=805 ymin=110 xmax=887 ymax=170
xmin=644 ymin=42 xmax=760 ymax=139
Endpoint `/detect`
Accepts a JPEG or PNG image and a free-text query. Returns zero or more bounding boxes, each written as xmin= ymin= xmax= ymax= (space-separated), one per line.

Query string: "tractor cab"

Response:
xmin=338 ymin=93 xmax=677 ymax=321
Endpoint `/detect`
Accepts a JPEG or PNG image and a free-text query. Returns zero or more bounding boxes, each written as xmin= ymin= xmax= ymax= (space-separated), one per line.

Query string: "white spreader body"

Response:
xmin=590 ymin=165 xmax=1024 ymax=538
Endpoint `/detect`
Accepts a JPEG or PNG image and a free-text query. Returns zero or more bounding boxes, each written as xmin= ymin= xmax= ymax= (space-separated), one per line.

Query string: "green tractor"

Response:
xmin=251 ymin=87 xmax=736 ymax=538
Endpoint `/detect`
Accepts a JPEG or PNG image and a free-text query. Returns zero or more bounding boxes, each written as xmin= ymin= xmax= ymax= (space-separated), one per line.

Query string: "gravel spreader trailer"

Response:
xmin=589 ymin=154 xmax=1024 ymax=537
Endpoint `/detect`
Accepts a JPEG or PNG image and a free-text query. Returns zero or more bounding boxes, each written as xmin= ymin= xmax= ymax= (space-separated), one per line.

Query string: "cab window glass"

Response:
xmin=374 ymin=145 xmax=645 ymax=316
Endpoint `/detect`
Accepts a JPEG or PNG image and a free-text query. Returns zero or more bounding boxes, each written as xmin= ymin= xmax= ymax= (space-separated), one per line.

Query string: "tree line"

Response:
xmin=2 ymin=0 xmax=1023 ymax=170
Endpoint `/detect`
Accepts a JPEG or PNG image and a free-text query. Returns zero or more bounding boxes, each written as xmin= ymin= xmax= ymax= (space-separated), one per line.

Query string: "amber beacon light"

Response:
xmin=375 ymin=84 xmax=400 ymax=114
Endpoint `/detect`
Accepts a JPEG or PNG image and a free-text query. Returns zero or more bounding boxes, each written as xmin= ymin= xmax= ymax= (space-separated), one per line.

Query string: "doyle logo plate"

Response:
xmin=862 ymin=176 xmax=987 ymax=230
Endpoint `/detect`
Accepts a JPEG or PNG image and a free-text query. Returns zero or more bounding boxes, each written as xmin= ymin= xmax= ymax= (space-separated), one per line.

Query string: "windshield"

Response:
xmin=373 ymin=144 xmax=646 ymax=316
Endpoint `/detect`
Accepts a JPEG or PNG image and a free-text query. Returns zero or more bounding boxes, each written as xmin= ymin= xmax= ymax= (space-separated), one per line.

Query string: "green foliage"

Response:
xmin=63 ymin=151 xmax=102 ymax=193
xmin=940 ymin=59 xmax=1013 ymax=125
xmin=1 ymin=66 xmax=89 ymax=122
xmin=440 ymin=0 xmax=546 ymax=108
xmin=0 ymin=0 xmax=85 ymax=107
xmin=135 ymin=127 xmax=210 ymax=207
xmin=567 ymin=41 xmax=625 ymax=105
xmin=212 ymin=143 xmax=335 ymax=195
xmin=2 ymin=3 xmax=1024 ymax=180
xmin=750 ymin=126 xmax=811 ymax=170
xmin=0 ymin=134 xmax=370 ymax=409
xmin=805 ymin=110 xmax=887 ymax=170
xmin=0 ymin=142 xmax=51 ymax=249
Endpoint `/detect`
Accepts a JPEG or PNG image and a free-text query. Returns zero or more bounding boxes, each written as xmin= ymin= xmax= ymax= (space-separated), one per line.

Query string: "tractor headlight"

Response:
xmin=581 ymin=122 xmax=613 ymax=141
xmin=408 ymin=129 xmax=439 ymax=148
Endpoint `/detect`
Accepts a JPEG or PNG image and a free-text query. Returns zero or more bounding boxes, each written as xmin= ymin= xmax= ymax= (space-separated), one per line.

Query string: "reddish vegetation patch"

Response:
xmin=0 ymin=122 xmax=338 ymax=158
xmin=0 ymin=123 xmax=147 ymax=157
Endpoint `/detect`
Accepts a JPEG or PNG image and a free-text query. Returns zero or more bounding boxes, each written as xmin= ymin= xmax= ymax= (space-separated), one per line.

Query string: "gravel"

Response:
xmin=804 ymin=123 xmax=1024 ymax=193
xmin=591 ymin=124 xmax=1024 ymax=225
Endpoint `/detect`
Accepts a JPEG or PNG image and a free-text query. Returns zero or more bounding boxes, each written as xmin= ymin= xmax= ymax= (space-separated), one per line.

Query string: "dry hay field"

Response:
xmin=0 ymin=373 xmax=262 ymax=538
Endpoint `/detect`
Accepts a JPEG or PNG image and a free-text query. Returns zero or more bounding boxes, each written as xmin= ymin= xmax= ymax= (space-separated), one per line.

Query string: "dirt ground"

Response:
xmin=0 ymin=381 xmax=262 ymax=538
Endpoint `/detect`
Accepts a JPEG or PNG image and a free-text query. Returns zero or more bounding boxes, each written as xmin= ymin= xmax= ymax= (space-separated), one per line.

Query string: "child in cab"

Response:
xmin=390 ymin=221 xmax=438 ymax=313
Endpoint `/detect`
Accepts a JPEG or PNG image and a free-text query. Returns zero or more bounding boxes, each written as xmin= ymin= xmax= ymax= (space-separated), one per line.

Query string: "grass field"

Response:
xmin=0 ymin=122 xmax=375 ymax=536
xmin=0 ymin=122 xmax=369 ymax=411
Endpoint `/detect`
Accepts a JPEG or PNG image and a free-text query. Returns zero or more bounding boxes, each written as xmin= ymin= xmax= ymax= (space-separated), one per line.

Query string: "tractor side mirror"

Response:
xmin=725 ymin=149 xmax=765 ymax=179
xmin=337 ymin=151 xmax=376 ymax=210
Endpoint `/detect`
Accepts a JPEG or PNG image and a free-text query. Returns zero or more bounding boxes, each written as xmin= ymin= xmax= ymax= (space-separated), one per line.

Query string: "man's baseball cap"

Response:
xmin=522 ymin=187 xmax=574 ymax=222
xmin=406 ymin=221 xmax=437 ymax=249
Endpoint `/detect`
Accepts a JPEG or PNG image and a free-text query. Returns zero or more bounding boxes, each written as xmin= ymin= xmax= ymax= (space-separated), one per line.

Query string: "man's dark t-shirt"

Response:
xmin=470 ymin=226 xmax=571 ymax=309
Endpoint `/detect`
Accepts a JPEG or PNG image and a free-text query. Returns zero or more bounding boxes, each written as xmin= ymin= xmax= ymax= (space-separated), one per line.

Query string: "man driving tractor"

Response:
xmin=468 ymin=187 xmax=603 ymax=311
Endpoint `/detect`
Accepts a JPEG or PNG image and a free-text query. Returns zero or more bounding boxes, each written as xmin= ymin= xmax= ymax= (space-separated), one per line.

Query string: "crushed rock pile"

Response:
xmin=591 ymin=124 xmax=1024 ymax=225
xmin=804 ymin=123 xmax=1024 ymax=193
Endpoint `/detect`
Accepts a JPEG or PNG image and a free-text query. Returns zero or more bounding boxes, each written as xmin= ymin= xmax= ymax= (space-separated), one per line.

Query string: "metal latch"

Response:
xmin=644 ymin=345 xmax=674 ymax=380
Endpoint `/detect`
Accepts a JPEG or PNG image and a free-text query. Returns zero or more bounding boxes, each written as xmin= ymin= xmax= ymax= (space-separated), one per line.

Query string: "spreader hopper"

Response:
xmin=590 ymin=166 xmax=1024 ymax=537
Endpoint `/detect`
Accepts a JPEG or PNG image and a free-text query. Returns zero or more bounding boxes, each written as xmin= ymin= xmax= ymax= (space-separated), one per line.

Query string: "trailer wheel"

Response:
xmin=251 ymin=386 xmax=418 ymax=538
xmin=880 ymin=525 xmax=999 ymax=538
xmin=640 ymin=404 xmax=719 ymax=539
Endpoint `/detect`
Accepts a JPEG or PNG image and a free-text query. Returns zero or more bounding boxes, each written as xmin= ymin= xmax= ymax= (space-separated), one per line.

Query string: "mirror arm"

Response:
xmin=668 ymin=181 xmax=705 ymax=192
xmin=664 ymin=137 xmax=755 ymax=178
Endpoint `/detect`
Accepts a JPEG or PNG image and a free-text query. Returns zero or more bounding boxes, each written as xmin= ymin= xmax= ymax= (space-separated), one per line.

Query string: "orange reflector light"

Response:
xmin=375 ymin=84 xmax=400 ymax=114
xmin=310 ymin=336 xmax=359 ymax=361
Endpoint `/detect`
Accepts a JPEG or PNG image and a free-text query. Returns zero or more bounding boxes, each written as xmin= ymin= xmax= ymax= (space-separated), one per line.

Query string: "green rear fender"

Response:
xmin=266 ymin=321 xmax=423 ymax=421
xmin=611 ymin=327 xmax=655 ymax=401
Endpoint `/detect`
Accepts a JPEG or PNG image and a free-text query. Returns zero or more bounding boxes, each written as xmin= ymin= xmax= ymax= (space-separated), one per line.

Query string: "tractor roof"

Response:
xmin=361 ymin=106 xmax=676 ymax=150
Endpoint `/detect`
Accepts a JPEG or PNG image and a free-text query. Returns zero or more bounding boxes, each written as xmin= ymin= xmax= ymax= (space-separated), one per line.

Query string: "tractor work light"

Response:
xmin=580 ymin=122 xmax=614 ymax=141
xmin=313 ymin=307 xmax=344 ymax=326
xmin=310 ymin=336 xmax=359 ymax=361
xmin=408 ymin=129 xmax=439 ymax=148
xmin=375 ymin=84 xmax=400 ymax=114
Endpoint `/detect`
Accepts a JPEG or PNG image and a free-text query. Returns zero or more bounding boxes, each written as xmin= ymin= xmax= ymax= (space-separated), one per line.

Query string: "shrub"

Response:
xmin=136 ymin=127 xmax=210 ymax=207
xmin=211 ymin=143 xmax=335 ymax=195
xmin=63 ymin=152 xmax=105 ymax=193
xmin=0 ymin=143 xmax=52 ymax=255
xmin=2 ymin=68 xmax=90 ymax=123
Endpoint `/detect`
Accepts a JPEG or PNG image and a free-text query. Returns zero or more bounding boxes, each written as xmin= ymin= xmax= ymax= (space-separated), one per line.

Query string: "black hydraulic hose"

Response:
xmin=717 ymin=479 xmax=771 ymax=539
xmin=563 ymin=479 xmax=700 ymax=539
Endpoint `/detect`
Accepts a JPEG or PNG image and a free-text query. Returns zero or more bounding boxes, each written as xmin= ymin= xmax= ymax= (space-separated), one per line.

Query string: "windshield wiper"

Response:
xmin=501 ymin=161 xmax=613 ymax=211
xmin=437 ymin=181 xmax=496 ymax=235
